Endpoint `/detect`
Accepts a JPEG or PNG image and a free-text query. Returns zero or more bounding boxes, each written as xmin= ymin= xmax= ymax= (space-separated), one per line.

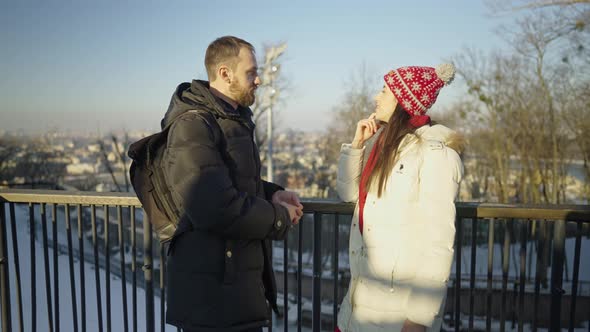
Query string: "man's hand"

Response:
xmin=272 ymin=190 xmax=303 ymax=224
xmin=272 ymin=190 xmax=303 ymax=208
xmin=279 ymin=202 xmax=303 ymax=225
xmin=401 ymin=319 xmax=426 ymax=332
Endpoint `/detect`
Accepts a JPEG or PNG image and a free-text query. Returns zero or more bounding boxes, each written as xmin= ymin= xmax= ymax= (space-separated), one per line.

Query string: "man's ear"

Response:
xmin=218 ymin=65 xmax=232 ymax=84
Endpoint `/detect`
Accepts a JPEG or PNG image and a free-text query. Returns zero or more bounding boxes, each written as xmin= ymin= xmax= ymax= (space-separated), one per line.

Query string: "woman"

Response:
xmin=336 ymin=64 xmax=465 ymax=332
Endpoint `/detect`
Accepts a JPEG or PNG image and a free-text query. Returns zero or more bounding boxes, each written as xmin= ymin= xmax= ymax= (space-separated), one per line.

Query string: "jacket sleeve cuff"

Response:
xmin=266 ymin=201 xmax=292 ymax=240
xmin=340 ymin=143 xmax=365 ymax=156
xmin=263 ymin=181 xmax=285 ymax=201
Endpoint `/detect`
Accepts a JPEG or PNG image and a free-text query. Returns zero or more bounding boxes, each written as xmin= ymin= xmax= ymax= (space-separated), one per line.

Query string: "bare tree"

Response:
xmin=451 ymin=1 xmax=590 ymax=286
xmin=324 ymin=63 xmax=378 ymax=166
xmin=251 ymin=42 xmax=289 ymax=164
xmin=98 ymin=133 xmax=131 ymax=192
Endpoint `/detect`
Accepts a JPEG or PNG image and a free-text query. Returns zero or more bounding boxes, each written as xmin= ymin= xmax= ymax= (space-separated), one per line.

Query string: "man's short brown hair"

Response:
xmin=205 ymin=36 xmax=255 ymax=81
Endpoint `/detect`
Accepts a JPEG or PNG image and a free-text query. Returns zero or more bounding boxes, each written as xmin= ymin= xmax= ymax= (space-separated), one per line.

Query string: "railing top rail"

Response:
xmin=0 ymin=188 xmax=142 ymax=207
xmin=0 ymin=189 xmax=589 ymax=221
xmin=303 ymin=200 xmax=590 ymax=221
xmin=454 ymin=202 xmax=590 ymax=222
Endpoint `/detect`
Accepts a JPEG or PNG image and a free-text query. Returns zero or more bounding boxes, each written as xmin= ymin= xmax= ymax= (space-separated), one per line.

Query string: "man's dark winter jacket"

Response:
xmin=164 ymin=80 xmax=292 ymax=331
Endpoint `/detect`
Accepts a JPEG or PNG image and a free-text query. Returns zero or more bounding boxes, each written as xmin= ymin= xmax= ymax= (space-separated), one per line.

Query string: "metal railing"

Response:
xmin=0 ymin=189 xmax=589 ymax=332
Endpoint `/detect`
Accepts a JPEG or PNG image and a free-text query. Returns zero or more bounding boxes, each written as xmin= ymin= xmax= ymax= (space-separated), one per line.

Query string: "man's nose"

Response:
xmin=254 ymin=76 xmax=261 ymax=86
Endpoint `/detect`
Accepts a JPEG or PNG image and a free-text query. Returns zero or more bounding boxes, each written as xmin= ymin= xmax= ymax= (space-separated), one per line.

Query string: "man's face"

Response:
xmin=229 ymin=48 xmax=260 ymax=107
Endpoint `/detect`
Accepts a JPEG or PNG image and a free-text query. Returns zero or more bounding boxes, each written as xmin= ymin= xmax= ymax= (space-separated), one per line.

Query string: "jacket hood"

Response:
xmin=417 ymin=124 xmax=466 ymax=154
xmin=160 ymin=80 xmax=237 ymax=129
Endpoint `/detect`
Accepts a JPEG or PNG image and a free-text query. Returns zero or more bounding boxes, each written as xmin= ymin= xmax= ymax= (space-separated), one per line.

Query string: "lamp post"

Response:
xmin=260 ymin=44 xmax=286 ymax=182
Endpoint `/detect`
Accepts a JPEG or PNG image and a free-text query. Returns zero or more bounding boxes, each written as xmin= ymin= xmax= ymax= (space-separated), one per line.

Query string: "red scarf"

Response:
xmin=357 ymin=136 xmax=383 ymax=235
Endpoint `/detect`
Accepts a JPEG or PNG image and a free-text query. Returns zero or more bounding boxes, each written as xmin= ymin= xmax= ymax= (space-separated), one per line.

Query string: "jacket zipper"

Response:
xmin=390 ymin=269 xmax=395 ymax=292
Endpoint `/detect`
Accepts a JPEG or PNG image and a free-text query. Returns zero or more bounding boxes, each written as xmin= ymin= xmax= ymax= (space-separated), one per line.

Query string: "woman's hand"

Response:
xmin=351 ymin=113 xmax=379 ymax=149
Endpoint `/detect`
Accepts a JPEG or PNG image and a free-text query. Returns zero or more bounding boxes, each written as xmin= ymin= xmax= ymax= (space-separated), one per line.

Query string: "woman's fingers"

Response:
xmin=359 ymin=119 xmax=375 ymax=137
xmin=353 ymin=115 xmax=380 ymax=146
xmin=367 ymin=119 xmax=377 ymax=134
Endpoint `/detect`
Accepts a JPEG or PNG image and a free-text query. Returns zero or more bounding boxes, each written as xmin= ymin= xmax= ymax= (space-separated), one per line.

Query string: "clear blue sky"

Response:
xmin=0 ymin=0 xmax=509 ymax=134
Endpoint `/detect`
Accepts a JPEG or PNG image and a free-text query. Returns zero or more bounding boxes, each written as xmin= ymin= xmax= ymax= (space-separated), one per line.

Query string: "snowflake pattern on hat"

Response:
xmin=383 ymin=64 xmax=455 ymax=123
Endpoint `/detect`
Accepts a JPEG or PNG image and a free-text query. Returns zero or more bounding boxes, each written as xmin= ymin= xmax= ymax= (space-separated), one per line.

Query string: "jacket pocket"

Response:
xmin=166 ymin=272 xmax=222 ymax=326
xmin=221 ymin=273 xmax=269 ymax=325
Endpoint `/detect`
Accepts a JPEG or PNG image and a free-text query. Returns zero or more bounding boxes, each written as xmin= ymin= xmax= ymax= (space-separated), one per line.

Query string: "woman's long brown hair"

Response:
xmin=366 ymin=104 xmax=417 ymax=197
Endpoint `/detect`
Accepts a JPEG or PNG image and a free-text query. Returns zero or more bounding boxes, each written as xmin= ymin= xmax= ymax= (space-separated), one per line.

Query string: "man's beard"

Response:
xmin=229 ymin=79 xmax=256 ymax=107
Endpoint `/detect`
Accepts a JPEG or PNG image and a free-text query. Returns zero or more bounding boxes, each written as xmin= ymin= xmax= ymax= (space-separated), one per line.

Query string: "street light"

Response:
xmin=260 ymin=43 xmax=286 ymax=182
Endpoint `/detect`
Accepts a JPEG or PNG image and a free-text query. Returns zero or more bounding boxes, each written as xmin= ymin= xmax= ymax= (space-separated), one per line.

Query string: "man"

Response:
xmin=164 ymin=36 xmax=303 ymax=332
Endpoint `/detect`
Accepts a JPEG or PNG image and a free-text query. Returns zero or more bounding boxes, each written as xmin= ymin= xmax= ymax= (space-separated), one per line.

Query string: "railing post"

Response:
xmin=454 ymin=216 xmax=462 ymax=332
xmin=312 ymin=212 xmax=322 ymax=332
xmin=143 ymin=210 xmax=155 ymax=332
xmin=0 ymin=204 xmax=12 ymax=332
xmin=549 ymin=220 xmax=566 ymax=332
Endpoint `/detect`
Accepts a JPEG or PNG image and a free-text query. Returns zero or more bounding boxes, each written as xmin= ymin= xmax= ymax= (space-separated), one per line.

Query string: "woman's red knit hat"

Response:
xmin=384 ymin=63 xmax=455 ymax=127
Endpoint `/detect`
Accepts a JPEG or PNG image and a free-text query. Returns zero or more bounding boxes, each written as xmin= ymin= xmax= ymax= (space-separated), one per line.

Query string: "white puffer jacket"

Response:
xmin=336 ymin=124 xmax=464 ymax=332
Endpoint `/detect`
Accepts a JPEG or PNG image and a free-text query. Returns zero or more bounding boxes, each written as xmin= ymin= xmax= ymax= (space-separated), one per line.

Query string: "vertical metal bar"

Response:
xmin=40 ymin=203 xmax=53 ymax=332
xmin=30 ymin=203 xmax=37 ymax=332
xmin=333 ymin=214 xmax=339 ymax=331
xmin=77 ymin=205 xmax=86 ymax=332
xmin=131 ymin=206 xmax=137 ymax=332
xmin=533 ymin=220 xmax=543 ymax=332
xmin=52 ymin=204 xmax=60 ymax=332
xmin=9 ymin=203 xmax=24 ymax=332
xmin=297 ymin=218 xmax=303 ymax=332
xmin=568 ymin=222 xmax=582 ymax=332
xmin=454 ymin=216 xmax=462 ymax=332
xmin=469 ymin=218 xmax=476 ymax=331
xmin=500 ymin=219 xmax=511 ymax=332
xmin=549 ymin=219 xmax=566 ymax=332
xmin=283 ymin=231 xmax=288 ymax=332
xmin=159 ymin=243 xmax=165 ymax=332
xmin=269 ymin=238 xmax=273 ymax=332
xmin=65 ymin=204 xmax=79 ymax=332
xmin=486 ymin=218 xmax=494 ymax=332
xmin=0 ymin=203 xmax=12 ymax=332
xmin=312 ymin=212 xmax=322 ymax=332
xmin=117 ymin=206 xmax=129 ymax=332
xmin=91 ymin=205 xmax=104 ymax=332
xmin=143 ymin=210 xmax=155 ymax=332
xmin=518 ymin=220 xmax=527 ymax=332
xmin=105 ymin=205 xmax=111 ymax=332
xmin=512 ymin=281 xmax=517 ymax=329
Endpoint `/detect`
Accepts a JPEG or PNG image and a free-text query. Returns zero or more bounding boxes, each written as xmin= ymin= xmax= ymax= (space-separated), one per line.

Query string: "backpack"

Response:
xmin=127 ymin=110 xmax=220 ymax=243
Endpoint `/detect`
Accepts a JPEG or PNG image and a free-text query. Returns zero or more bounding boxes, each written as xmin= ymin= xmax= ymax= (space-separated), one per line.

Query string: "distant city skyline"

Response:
xmin=1 ymin=0 xmax=511 ymax=134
